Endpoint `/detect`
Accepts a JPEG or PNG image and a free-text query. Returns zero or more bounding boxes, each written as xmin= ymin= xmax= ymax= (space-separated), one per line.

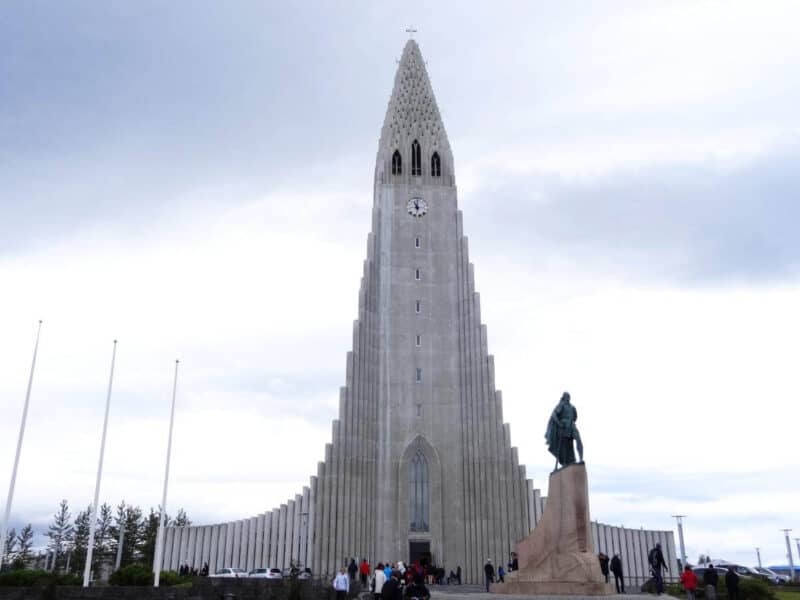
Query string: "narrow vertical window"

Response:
xmin=409 ymin=450 xmax=429 ymax=531
xmin=392 ymin=150 xmax=402 ymax=175
xmin=415 ymin=300 xmax=421 ymax=313
xmin=431 ymin=152 xmax=441 ymax=177
xmin=415 ymin=268 xmax=421 ymax=280
xmin=416 ymin=368 xmax=422 ymax=382
xmin=411 ymin=140 xmax=421 ymax=176
xmin=416 ymin=335 xmax=421 ymax=347
xmin=416 ymin=404 xmax=422 ymax=417
xmin=415 ymin=237 xmax=420 ymax=248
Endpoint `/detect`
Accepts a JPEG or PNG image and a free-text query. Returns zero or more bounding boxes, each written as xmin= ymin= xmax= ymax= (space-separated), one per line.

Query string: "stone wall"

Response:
xmin=0 ymin=578 xmax=343 ymax=600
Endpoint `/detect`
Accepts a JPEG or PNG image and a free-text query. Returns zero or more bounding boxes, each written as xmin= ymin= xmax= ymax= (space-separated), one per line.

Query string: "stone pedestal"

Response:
xmin=493 ymin=463 xmax=614 ymax=595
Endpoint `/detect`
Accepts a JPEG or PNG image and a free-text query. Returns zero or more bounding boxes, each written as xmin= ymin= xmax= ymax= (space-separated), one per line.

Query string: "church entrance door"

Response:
xmin=409 ymin=540 xmax=431 ymax=566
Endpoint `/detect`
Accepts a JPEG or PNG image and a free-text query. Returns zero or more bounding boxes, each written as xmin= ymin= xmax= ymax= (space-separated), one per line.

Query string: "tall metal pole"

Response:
xmin=756 ymin=548 xmax=762 ymax=568
xmin=672 ymin=515 xmax=688 ymax=569
xmin=153 ymin=360 xmax=179 ymax=587
xmin=782 ymin=529 xmax=795 ymax=582
xmin=115 ymin=526 xmax=125 ymax=570
xmin=83 ymin=340 xmax=117 ymax=587
xmin=0 ymin=321 xmax=43 ymax=571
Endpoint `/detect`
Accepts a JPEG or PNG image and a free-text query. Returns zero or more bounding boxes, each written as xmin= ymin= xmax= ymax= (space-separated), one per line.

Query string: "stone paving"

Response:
xmin=429 ymin=587 xmax=655 ymax=600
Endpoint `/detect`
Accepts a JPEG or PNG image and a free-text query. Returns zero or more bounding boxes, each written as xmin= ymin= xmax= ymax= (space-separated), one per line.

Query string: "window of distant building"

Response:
xmin=431 ymin=152 xmax=441 ymax=177
xmin=392 ymin=150 xmax=402 ymax=175
xmin=411 ymin=140 xmax=421 ymax=176
xmin=409 ymin=450 xmax=429 ymax=531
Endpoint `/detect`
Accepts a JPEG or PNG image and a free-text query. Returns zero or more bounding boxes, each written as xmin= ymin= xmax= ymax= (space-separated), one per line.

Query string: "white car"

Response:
xmin=211 ymin=567 xmax=248 ymax=578
xmin=753 ymin=567 xmax=789 ymax=584
xmin=249 ymin=568 xmax=283 ymax=579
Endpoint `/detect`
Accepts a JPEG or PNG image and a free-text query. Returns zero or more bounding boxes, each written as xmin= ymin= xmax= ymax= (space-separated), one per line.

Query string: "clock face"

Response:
xmin=407 ymin=197 xmax=428 ymax=217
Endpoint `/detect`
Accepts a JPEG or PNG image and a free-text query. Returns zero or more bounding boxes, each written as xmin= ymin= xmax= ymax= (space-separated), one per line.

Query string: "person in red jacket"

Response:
xmin=680 ymin=565 xmax=698 ymax=600
xmin=360 ymin=559 xmax=371 ymax=586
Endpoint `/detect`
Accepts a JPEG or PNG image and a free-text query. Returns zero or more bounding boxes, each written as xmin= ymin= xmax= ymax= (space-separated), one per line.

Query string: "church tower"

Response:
xmin=157 ymin=39 xmax=677 ymax=587
xmin=351 ymin=38 xmax=534 ymax=576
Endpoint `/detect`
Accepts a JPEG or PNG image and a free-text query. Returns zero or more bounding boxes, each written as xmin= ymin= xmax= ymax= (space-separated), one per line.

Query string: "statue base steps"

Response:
xmin=492 ymin=463 xmax=615 ymax=596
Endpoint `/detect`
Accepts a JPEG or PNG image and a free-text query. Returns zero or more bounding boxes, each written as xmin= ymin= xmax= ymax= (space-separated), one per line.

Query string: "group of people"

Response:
xmin=597 ymin=552 xmax=626 ymax=593
xmin=481 ymin=552 xmax=521 ymax=592
xmin=335 ymin=559 xmax=436 ymax=600
xmin=680 ymin=564 xmax=741 ymax=600
xmin=177 ymin=562 xmax=209 ymax=577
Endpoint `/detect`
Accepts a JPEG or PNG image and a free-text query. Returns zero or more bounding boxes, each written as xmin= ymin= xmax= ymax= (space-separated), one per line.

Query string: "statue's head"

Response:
xmin=561 ymin=391 xmax=571 ymax=404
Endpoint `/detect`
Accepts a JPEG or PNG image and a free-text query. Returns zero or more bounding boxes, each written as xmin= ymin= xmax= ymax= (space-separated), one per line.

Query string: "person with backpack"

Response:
xmin=725 ymin=566 xmax=740 ymax=600
xmin=648 ymin=543 xmax=669 ymax=594
xmin=598 ymin=553 xmax=610 ymax=583
xmin=680 ymin=565 xmax=698 ymax=600
xmin=703 ymin=565 xmax=719 ymax=600
xmin=610 ymin=553 xmax=625 ymax=594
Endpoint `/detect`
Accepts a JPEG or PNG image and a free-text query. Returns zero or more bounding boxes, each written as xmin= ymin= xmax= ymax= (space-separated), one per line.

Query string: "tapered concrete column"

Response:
xmin=223 ymin=522 xmax=234 ymax=568
xmin=254 ymin=514 xmax=265 ymax=569
xmin=269 ymin=509 xmax=279 ymax=568
xmin=284 ymin=499 xmax=295 ymax=568
xmin=312 ymin=462 xmax=325 ymax=574
xmin=277 ymin=504 xmax=287 ymax=569
xmin=307 ymin=478 xmax=316 ymax=570
xmin=163 ymin=527 xmax=175 ymax=571
xmin=209 ymin=525 xmax=219 ymax=573
xmin=247 ymin=516 xmax=257 ymax=571
xmin=263 ymin=512 xmax=273 ymax=568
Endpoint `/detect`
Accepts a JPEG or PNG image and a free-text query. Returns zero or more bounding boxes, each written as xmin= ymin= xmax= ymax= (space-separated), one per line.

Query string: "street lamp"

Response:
xmin=672 ymin=515 xmax=688 ymax=568
xmin=781 ymin=530 xmax=795 ymax=583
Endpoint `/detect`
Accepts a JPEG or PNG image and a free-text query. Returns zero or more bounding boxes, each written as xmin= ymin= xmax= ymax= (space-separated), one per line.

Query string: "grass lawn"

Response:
xmin=775 ymin=590 xmax=800 ymax=600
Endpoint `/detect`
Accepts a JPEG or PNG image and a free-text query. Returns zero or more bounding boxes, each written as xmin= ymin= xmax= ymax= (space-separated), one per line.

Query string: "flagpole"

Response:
xmin=0 ymin=321 xmax=43 ymax=571
xmin=153 ymin=360 xmax=179 ymax=587
xmin=82 ymin=340 xmax=117 ymax=587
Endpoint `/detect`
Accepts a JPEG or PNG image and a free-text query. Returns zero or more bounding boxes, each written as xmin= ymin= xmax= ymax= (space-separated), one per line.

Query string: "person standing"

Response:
xmin=497 ymin=565 xmax=505 ymax=583
xmin=405 ymin=575 xmax=431 ymax=600
xmin=725 ymin=566 xmax=740 ymax=600
xmin=703 ymin=565 xmax=719 ymax=600
xmin=348 ymin=558 xmax=358 ymax=581
xmin=334 ymin=567 xmax=350 ymax=600
xmin=509 ymin=552 xmax=518 ymax=572
xmin=372 ymin=563 xmax=386 ymax=600
xmin=610 ymin=553 xmax=625 ymax=594
xmin=484 ymin=559 xmax=495 ymax=593
xmin=648 ymin=543 xmax=669 ymax=594
xmin=598 ymin=553 xmax=610 ymax=583
xmin=360 ymin=559 xmax=371 ymax=586
xmin=382 ymin=570 xmax=401 ymax=600
xmin=680 ymin=565 xmax=698 ymax=600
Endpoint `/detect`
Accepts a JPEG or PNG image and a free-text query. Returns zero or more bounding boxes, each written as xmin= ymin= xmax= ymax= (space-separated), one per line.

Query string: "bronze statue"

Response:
xmin=545 ymin=391 xmax=583 ymax=469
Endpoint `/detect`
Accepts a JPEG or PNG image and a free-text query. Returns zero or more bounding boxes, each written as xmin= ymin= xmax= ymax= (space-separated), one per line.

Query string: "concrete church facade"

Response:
xmin=158 ymin=40 xmax=677 ymax=584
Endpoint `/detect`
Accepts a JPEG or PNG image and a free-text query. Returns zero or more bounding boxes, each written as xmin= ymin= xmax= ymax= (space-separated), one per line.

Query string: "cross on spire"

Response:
xmin=406 ymin=26 xmax=417 ymax=38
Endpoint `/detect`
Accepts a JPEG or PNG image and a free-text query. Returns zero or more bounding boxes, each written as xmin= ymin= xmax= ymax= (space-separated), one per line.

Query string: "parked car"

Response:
xmin=753 ymin=567 xmax=789 ymax=584
xmin=211 ymin=567 xmax=248 ymax=578
xmin=720 ymin=564 xmax=756 ymax=579
xmin=249 ymin=568 xmax=283 ymax=579
xmin=692 ymin=566 xmax=729 ymax=581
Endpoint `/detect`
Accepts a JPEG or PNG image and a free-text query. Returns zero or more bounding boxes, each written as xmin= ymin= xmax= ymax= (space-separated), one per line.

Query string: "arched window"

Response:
xmin=431 ymin=152 xmax=441 ymax=177
xmin=409 ymin=450 xmax=429 ymax=531
xmin=392 ymin=150 xmax=402 ymax=175
xmin=411 ymin=140 xmax=421 ymax=176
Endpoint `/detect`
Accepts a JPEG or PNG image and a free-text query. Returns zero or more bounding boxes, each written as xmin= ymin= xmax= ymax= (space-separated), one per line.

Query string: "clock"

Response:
xmin=407 ymin=197 xmax=428 ymax=217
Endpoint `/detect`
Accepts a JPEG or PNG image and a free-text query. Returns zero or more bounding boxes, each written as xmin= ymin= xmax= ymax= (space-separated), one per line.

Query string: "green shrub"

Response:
xmin=109 ymin=564 xmax=152 ymax=586
xmin=739 ymin=578 xmax=778 ymax=600
xmin=158 ymin=570 xmax=192 ymax=587
xmin=0 ymin=569 xmax=80 ymax=587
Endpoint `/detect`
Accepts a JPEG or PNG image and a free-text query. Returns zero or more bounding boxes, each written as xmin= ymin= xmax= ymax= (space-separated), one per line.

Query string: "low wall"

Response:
xmin=0 ymin=578 xmax=350 ymax=600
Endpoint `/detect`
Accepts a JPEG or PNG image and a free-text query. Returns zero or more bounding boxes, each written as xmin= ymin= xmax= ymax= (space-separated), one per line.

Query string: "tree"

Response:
xmin=16 ymin=525 xmax=34 ymax=567
xmin=109 ymin=502 xmax=143 ymax=568
xmin=71 ymin=506 xmax=91 ymax=574
xmin=4 ymin=527 xmax=17 ymax=563
xmin=94 ymin=503 xmax=113 ymax=565
xmin=47 ymin=499 xmax=74 ymax=571
xmin=172 ymin=509 xmax=191 ymax=527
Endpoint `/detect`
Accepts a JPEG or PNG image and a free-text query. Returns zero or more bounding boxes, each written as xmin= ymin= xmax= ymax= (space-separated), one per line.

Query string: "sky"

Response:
xmin=1 ymin=0 xmax=799 ymax=569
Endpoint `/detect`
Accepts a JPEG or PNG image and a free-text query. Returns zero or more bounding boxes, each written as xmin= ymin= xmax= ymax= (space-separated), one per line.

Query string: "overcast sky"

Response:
xmin=1 ymin=1 xmax=799 ymax=569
